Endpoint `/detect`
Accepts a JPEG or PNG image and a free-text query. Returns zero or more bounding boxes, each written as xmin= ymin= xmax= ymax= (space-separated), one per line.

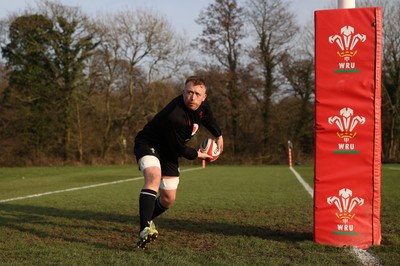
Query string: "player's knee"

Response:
xmin=143 ymin=169 xmax=162 ymax=190
xmin=161 ymin=193 xmax=176 ymax=208
xmin=159 ymin=177 xmax=179 ymax=208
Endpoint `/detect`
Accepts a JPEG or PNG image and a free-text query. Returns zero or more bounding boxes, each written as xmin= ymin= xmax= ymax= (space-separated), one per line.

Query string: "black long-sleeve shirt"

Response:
xmin=135 ymin=95 xmax=221 ymax=160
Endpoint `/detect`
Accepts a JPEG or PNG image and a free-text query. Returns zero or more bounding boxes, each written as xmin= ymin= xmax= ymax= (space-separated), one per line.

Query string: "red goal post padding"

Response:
xmin=314 ymin=7 xmax=382 ymax=248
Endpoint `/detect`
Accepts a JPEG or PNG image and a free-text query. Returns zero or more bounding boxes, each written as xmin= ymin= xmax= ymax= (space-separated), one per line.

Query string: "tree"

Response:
xmin=89 ymin=8 xmax=189 ymax=160
xmin=281 ymin=55 xmax=314 ymax=161
xmin=1 ymin=0 xmax=98 ymax=163
xmin=245 ymin=0 xmax=298 ymax=161
xmin=38 ymin=0 xmax=98 ymax=161
xmin=2 ymin=14 xmax=59 ymax=161
xmin=195 ymin=0 xmax=245 ymax=155
xmin=280 ymin=22 xmax=315 ymax=162
xmin=380 ymin=1 xmax=400 ymax=161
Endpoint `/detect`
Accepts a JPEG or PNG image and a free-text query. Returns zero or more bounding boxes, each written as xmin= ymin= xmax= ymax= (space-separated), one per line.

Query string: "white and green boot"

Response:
xmin=137 ymin=221 xmax=158 ymax=249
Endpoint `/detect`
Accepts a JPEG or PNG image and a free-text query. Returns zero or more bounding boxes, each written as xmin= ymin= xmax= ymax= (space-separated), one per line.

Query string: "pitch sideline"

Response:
xmin=289 ymin=166 xmax=381 ymax=266
xmin=0 ymin=167 xmax=202 ymax=204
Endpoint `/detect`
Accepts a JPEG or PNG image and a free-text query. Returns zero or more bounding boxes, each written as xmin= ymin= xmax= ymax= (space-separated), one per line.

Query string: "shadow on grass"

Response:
xmin=0 ymin=203 xmax=313 ymax=251
xmin=159 ymin=217 xmax=313 ymax=243
xmin=0 ymin=203 xmax=134 ymax=251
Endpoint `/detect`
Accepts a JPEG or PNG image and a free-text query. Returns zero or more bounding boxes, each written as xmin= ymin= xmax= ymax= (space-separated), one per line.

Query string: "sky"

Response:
xmin=0 ymin=0 xmax=336 ymax=39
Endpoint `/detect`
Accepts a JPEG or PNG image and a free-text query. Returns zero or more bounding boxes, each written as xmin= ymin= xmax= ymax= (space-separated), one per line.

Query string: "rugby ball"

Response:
xmin=199 ymin=138 xmax=220 ymax=162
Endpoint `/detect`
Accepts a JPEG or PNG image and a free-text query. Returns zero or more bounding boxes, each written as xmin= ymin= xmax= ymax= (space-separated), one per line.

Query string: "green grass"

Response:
xmin=0 ymin=165 xmax=399 ymax=265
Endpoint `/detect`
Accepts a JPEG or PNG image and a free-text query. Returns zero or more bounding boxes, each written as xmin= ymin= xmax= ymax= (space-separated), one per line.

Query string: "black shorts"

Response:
xmin=134 ymin=141 xmax=179 ymax=176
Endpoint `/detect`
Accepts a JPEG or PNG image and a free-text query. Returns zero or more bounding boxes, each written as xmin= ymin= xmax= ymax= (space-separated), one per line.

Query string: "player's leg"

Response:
xmin=140 ymin=165 xmax=161 ymax=230
xmin=151 ymin=159 xmax=180 ymax=219
xmin=137 ymin=155 xmax=161 ymax=248
xmin=152 ymin=176 xmax=179 ymax=219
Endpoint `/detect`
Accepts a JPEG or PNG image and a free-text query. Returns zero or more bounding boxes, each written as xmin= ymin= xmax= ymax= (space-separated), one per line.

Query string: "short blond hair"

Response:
xmin=185 ymin=76 xmax=206 ymax=88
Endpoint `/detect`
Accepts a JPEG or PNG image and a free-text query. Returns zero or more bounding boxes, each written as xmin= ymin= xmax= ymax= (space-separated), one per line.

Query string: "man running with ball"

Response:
xmin=134 ymin=76 xmax=223 ymax=249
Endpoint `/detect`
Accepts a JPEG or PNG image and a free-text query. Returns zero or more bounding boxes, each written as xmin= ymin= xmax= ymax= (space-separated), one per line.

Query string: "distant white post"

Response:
xmin=338 ymin=0 xmax=355 ymax=8
xmin=288 ymin=140 xmax=293 ymax=168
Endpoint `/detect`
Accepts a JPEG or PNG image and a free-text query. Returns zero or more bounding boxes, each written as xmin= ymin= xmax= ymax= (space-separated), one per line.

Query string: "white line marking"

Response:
xmin=289 ymin=167 xmax=313 ymax=197
xmin=289 ymin=166 xmax=381 ymax=266
xmin=0 ymin=167 xmax=202 ymax=203
xmin=0 ymin=177 xmax=143 ymax=203
xmin=351 ymin=246 xmax=381 ymax=266
xmin=386 ymin=167 xmax=400 ymax=171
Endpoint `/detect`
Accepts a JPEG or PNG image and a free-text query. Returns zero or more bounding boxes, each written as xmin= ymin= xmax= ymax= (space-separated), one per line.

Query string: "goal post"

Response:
xmin=314 ymin=6 xmax=382 ymax=248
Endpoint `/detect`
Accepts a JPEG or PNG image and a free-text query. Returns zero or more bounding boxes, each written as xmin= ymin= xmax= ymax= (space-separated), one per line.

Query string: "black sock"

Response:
xmin=139 ymin=189 xmax=157 ymax=232
xmin=151 ymin=196 xmax=169 ymax=220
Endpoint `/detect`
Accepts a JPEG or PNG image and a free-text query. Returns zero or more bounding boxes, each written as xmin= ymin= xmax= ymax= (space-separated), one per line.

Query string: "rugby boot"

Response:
xmin=137 ymin=221 xmax=158 ymax=249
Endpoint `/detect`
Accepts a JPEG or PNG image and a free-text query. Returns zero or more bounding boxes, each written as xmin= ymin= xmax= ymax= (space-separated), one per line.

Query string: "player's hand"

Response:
xmin=215 ymin=135 xmax=223 ymax=153
xmin=197 ymin=150 xmax=213 ymax=160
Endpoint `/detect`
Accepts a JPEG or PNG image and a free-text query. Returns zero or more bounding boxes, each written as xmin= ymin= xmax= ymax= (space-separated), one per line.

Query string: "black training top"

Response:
xmin=135 ymin=95 xmax=221 ymax=160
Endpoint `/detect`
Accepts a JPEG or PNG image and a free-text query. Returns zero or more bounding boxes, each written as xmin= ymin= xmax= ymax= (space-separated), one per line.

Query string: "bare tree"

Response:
xmin=90 ymin=8 xmax=190 ymax=160
xmin=281 ymin=54 xmax=314 ymax=156
xmin=380 ymin=1 xmax=400 ymax=161
xmin=195 ymin=0 xmax=245 ymax=155
xmin=245 ymin=0 xmax=298 ymax=161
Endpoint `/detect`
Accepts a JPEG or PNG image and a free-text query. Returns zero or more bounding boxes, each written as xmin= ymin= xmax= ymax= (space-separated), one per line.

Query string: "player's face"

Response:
xmin=183 ymin=82 xmax=207 ymax=111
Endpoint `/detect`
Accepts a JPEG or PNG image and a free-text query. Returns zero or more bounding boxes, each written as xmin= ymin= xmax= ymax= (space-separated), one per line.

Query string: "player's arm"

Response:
xmin=215 ymin=135 xmax=223 ymax=153
xmin=200 ymin=101 xmax=223 ymax=153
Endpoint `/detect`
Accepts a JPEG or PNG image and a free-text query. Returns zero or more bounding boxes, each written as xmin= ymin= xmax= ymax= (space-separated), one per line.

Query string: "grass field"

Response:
xmin=0 ymin=164 xmax=399 ymax=265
